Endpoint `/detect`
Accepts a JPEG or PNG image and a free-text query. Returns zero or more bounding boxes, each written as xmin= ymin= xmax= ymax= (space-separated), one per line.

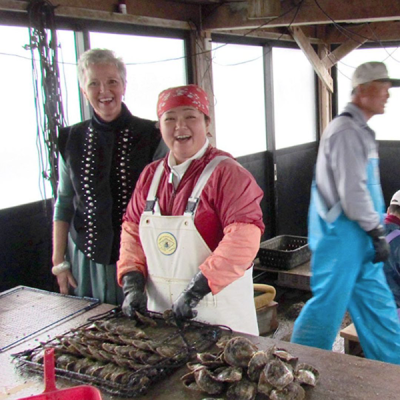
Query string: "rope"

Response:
xmin=27 ymin=0 xmax=66 ymax=198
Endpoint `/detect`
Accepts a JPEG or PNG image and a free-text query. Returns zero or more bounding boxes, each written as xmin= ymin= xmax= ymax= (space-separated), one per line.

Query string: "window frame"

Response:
xmin=211 ymin=34 xmax=319 ymax=154
xmin=333 ymin=41 xmax=400 ymax=141
xmin=0 ymin=13 xmax=192 ymax=210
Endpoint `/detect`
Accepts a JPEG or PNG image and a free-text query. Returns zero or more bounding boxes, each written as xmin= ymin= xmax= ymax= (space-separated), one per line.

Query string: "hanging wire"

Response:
xmin=211 ymin=0 xmax=304 ymax=67
xmin=26 ymin=0 xmax=66 ymax=199
xmin=313 ymin=0 xmax=400 ymax=66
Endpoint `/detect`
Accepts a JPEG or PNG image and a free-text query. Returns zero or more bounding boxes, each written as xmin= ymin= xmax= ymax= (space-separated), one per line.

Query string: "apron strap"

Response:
xmin=386 ymin=229 xmax=400 ymax=244
xmin=144 ymin=161 xmax=165 ymax=215
xmin=184 ymin=156 xmax=229 ymax=217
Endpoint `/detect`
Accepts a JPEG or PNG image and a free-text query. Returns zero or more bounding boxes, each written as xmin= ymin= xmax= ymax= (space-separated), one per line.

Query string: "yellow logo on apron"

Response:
xmin=157 ymin=232 xmax=177 ymax=255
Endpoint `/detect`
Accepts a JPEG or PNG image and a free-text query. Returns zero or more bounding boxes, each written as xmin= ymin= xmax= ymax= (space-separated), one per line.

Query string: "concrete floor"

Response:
xmin=264 ymin=287 xmax=352 ymax=354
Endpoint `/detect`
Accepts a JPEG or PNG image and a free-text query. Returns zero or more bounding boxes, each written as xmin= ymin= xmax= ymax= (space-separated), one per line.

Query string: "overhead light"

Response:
xmin=248 ymin=0 xmax=282 ymax=19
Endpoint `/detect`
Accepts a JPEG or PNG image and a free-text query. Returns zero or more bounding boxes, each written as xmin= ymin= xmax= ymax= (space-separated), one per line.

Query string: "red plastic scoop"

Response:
xmin=18 ymin=348 xmax=103 ymax=400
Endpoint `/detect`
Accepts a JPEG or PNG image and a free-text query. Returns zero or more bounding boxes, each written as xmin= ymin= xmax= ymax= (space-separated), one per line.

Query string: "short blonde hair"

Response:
xmin=77 ymin=48 xmax=126 ymax=87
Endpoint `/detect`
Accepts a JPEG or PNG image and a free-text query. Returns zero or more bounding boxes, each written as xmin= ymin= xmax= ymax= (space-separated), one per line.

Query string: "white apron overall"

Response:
xmin=139 ymin=157 xmax=259 ymax=335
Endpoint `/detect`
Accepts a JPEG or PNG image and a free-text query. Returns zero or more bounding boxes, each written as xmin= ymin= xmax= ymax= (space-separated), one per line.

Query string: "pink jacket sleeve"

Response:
xmin=199 ymin=222 xmax=261 ymax=294
xmin=117 ymin=221 xmax=148 ymax=285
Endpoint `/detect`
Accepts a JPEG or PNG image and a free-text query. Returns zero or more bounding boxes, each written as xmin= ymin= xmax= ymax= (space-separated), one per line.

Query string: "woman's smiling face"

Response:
xmin=82 ymin=63 xmax=126 ymax=122
xmin=160 ymin=106 xmax=209 ymax=165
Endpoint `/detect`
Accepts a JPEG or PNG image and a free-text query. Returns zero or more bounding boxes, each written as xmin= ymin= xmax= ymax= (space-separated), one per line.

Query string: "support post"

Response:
xmin=190 ymin=29 xmax=216 ymax=146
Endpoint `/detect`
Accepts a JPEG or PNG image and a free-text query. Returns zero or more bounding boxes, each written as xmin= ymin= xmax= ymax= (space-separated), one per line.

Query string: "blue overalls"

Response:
xmin=291 ymin=158 xmax=400 ymax=364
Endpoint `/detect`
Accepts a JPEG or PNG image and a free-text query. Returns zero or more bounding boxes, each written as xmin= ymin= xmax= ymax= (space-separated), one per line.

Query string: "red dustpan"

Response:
xmin=18 ymin=348 xmax=103 ymax=400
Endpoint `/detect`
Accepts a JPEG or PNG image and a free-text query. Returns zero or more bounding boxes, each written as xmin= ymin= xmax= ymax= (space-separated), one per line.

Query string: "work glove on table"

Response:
xmin=172 ymin=270 xmax=211 ymax=322
xmin=121 ymin=271 xmax=147 ymax=317
xmin=367 ymin=225 xmax=390 ymax=263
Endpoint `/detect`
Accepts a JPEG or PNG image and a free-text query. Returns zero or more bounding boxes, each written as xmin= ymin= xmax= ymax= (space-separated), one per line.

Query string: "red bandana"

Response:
xmin=157 ymin=84 xmax=210 ymax=118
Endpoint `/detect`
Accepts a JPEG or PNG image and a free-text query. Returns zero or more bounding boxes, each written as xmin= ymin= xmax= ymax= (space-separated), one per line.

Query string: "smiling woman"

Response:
xmin=52 ymin=48 xmax=167 ymax=305
xmin=117 ymin=84 xmax=265 ymax=336
xmin=81 ymin=63 xmax=126 ymax=122
xmin=159 ymin=106 xmax=210 ymax=164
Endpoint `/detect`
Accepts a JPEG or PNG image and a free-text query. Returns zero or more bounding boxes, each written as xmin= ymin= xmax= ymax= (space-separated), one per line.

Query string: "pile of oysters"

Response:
xmin=181 ymin=335 xmax=319 ymax=400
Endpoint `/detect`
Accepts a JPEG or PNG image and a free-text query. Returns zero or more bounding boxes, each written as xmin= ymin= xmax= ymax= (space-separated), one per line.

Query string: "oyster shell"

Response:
xmin=181 ymin=369 xmax=203 ymax=391
xmin=135 ymin=311 xmax=158 ymax=327
xmin=156 ymin=344 xmax=182 ymax=358
xmin=295 ymin=362 xmax=319 ymax=387
xmin=226 ymin=378 xmax=257 ymax=400
xmin=101 ymin=318 xmax=139 ymax=335
xmin=111 ymin=355 xmax=143 ymax=369
xmin=130 ymin=339 xmax=156 ymax=352
xmin=269 ymin=381 xmax=305 ymax=400
xmin=216 ymin=335 xmax=232 ymax=349
xmin=211 ymin=366 xmax=243 ymax=383
xmin=186 ymin=361 xmax=207 ymax=371
xmin=223 ymin=337 xmax=258 ymax=367
xmin=113 ymin=345 xmax=133 ymax=357
xmin=258 ymin=365 xmax=274 ymax=396
xmin=196 ymin=352 xmax=225 ymax=368
xmin=194 ymin=368 xmax=225 ymax=395
xmin=197 ymin=352 xmax=218 ymax=363
xmin=56 ymin=354 xmax=79 ymax=369
xmin=273 ymin=348 xmax=299 ymax=368
xmin=263 ymin=358 xmax=294 ymax=390
xmin=182 ymin=379 xmax=203 ymax=392
xmin=247 ymin=350 xmax=269 ymax=382
xmin=119 ymin=328 xmax=148 ymax=340
xmin=31 ymin=351 xmax=44 ymax=364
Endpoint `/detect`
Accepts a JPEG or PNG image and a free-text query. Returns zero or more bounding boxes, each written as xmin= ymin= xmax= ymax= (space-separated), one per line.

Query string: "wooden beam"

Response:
xmin=322 ymin=36 xmax=367 ymax=69
xmin=213 ymin=27 xmax=322 ymax=44
xmin=57 ymin=6 xmax=191 ymax=29
xmin=321 ymin=21 xmax=399 ymax=68
xmin=190 ymin=30 xmax=216 ymax=146
xmin=202 ymin=0 xmax=400 ymax=31
xmin=325 ymin=21 xmax=400 ymax=44
xmin=318 ymin=42 xmax=332 ymax=134
xmin=289 ymin=26 xmax=333 ymax=93
xmin=0 ymin=0 xmax=192 ymax=30
xmin=0 ymin=0 xmax=25 ymax=12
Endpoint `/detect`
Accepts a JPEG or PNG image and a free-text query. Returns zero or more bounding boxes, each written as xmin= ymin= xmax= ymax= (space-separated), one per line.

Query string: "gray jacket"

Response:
xmin=315 ymin=102 xmax=381 ymax=232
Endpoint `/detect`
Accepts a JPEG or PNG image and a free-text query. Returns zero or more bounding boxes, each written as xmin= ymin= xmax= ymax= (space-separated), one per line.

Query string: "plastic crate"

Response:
xmin=257 ymin=235 xmax=311 ymax=270
xmin=276 ymin=273 xmax=310 ymax=291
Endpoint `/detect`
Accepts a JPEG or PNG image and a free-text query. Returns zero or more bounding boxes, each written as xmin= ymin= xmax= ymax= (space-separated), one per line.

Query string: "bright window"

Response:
xmin=58 ymin=31 xmax=81 ymax=127
xmin=0 ymin=26 xmax=79 ymax=210
xmin=272 ymin=47 xmax=317 ymax=149
xmin=337 ymin=47 xmax=400 ymax=140
xmin=89 ymin=32 xmax=187 ymax=120
xmin=212 ymin=42 xmax=267 ymax=157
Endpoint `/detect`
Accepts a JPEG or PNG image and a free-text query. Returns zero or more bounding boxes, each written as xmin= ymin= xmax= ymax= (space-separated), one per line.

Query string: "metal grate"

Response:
xmin=13 ymin=309 xmax=224 ymax=397
xmin=0 ymin=286 xmax=99 ymax=352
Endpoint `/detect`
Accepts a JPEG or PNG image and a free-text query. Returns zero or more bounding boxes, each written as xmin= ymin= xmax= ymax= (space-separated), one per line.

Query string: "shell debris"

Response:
xmin=181 ymin=335 xmax=319 ymax=400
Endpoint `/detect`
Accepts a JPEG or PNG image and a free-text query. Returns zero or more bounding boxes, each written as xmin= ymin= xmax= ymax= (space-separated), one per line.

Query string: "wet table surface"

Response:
xmin=2 ymin=288 xmax=400 ymax=400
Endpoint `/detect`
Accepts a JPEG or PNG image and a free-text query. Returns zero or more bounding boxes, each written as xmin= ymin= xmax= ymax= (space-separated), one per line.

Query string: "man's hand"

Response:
xmin=367 ymin=225 xmax=390 ymax=263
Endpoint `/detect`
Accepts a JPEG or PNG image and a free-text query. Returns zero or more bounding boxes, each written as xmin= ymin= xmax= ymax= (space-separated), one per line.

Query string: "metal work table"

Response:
xmin=1 ymin=287 xmax=400 ymax=400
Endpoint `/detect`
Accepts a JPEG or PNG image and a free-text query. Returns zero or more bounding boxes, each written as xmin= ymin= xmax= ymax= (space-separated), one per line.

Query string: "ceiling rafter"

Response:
xmin=289 ymin=26 xmax=333 ymax=92
xmin=201 ymin=0 xmax=400 ymax=31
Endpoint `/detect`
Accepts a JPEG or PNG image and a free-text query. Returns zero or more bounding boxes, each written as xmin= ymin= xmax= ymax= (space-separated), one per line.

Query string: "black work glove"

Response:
xmin=367 ymin=225 xmax=390 ymax=263
xmin=172 ymin=271 xmax=211 ymax=321
xmin=121 ymin=271 xmax=147 ymax=317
